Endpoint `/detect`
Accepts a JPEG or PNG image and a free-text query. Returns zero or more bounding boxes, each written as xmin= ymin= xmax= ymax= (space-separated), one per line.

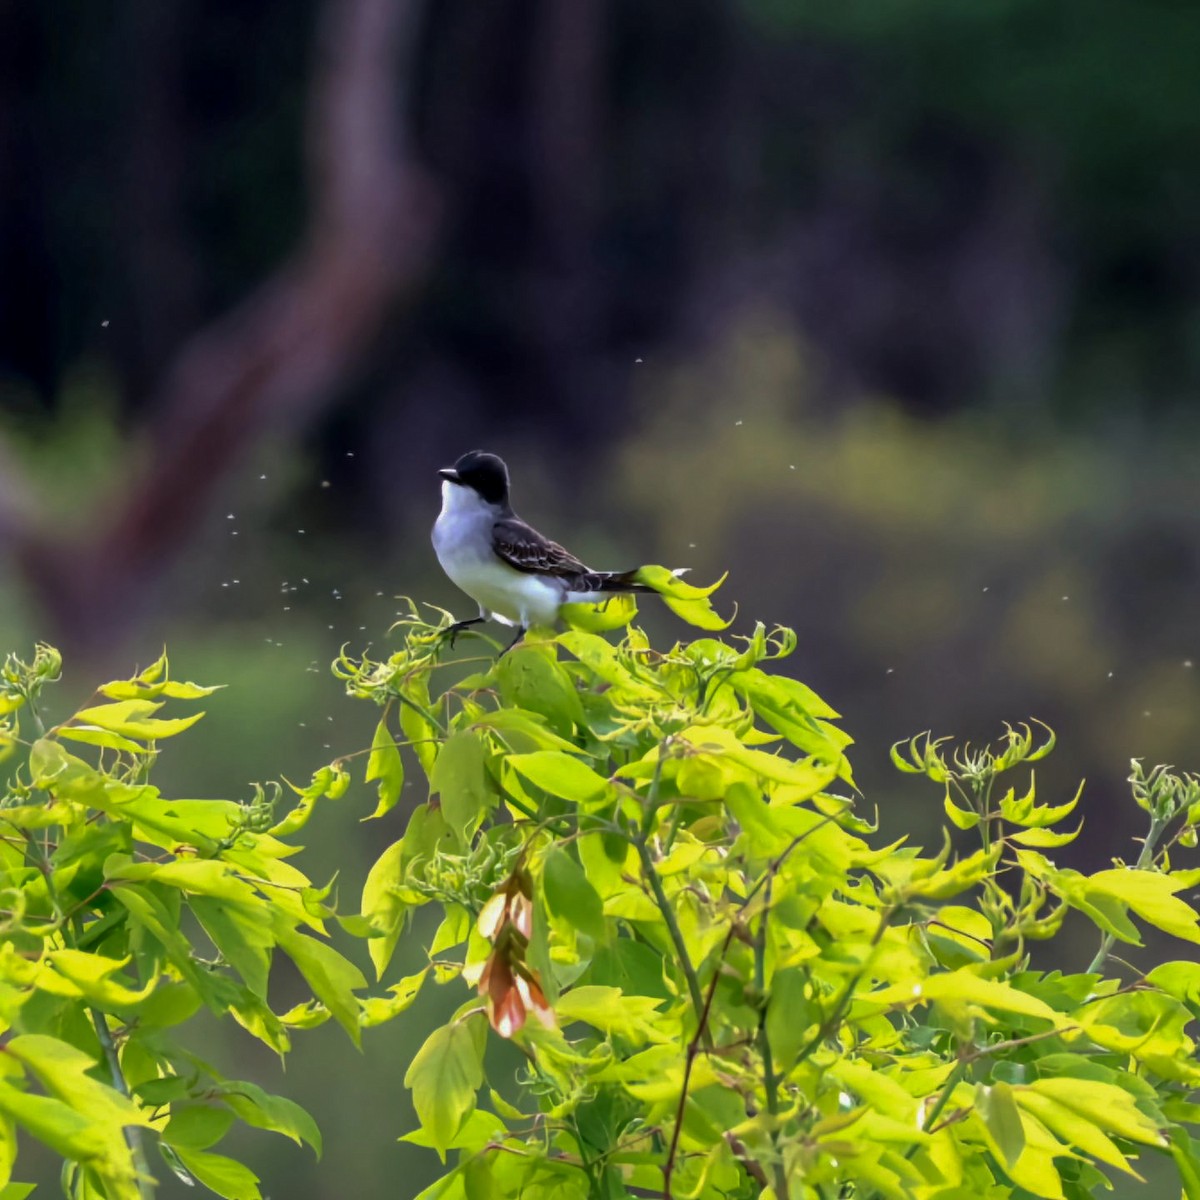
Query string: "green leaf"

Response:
xmin=495 ymin=649 xmax=584 ymax=738
xmin=632 ymin=566 xmax=733 ymax=630
xmin=4 ymin=1035 xmax=150 ymax=1129
xmin=1009 ymin=821 xmax=1083 ymax=848
xmin=873 ymin=968 xmax=1062 ymax=1023
xmin=943 ymin=792 xmax=980 ymax=830
xmin=70 ymin=699 xmax=205 ymax=741
xmin=191 ymin=896 xmax=273 ymax=998
xmin=401 ymin=1108 xmax=505 ymax=1154
xmin=1029 ymin=1078 xmax=1166 ymax=1146
xmin=1016 ymin=1090 xmax=1140 ymax=1179
xmin=1088 ymin=868 xmax=1200 ymax=943
xmin=56 ymin=725 xmax=148 ymax=755
xmin=1171 ymin=1128 xmax=1200 ymax=1200
xmin=271 ymin=763 xmax=351 ymax=836
xmin=0 ymin=1114 xmax=14 ymax=1192
xmin=0 ymin=1080 xmax=111 ymax=1163
xmin=431 ymin=731 xmax=491 ymax=837
xmin=364 ymin=716 xmax=404 ymax=820
xmin=542 ymin=848 xmax=606 ymax=942
xmin=555 ymin=987 xmax=666 ymax=1041
xmin=213 ymin=1081 xmax=322 ymax=1157
xmin=471 ymin=709 xmax=582 ymax=754
xmin=766 ymin=967 xmax=816 ymax=1071
xmin=275 ymin=926 xmax=368 ymax=1046
xmin=172 ymin=1148 xmax=262 ymax=1200
xmin=398 ymin=677 xmax=438 ymax=778
xmin=560 ymin=594 xmax=638 ymax=632
xmin=507 ymin=752 xmax=611 ymax=807
xmin=404 ymin=1017 xmax=487 ymax=1157
xmin=976 ymin=1082 xmax=1025 ymax=1168
xmin=162 ymin=1105 xmax=235 ymax=1151
xmin=360 ymin=838 xmax=408 ymax=979
xmin=360 ymin=969 xmax=429 ymax=1027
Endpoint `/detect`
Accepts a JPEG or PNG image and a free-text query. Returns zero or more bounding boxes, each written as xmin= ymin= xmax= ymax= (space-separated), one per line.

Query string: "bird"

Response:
xmin=432 ymin=449 xmax=655 ymax=653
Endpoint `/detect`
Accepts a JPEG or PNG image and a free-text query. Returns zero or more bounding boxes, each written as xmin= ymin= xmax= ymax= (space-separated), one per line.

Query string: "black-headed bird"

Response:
xmin=431 ymin=450 xmax=655 ymax=652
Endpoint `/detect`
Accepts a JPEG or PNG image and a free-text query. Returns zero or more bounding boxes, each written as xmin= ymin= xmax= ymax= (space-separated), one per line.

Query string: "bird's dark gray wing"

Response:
xmin=491 ymin=515 xmax=592 ymax=580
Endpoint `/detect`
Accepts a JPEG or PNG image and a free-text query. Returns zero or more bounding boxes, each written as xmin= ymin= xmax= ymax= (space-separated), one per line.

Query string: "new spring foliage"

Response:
xmin=340 ymin=600 xmax=1200 ymax=1200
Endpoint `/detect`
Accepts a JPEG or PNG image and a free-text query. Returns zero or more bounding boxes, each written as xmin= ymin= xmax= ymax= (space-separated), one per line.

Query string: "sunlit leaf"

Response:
xmin=431 ymin=731 xmax=492 ymax=837
xmin=404 ymin=1017 xmax=487 ymax=1158
xmin=541 ymin=848 xmax=606 ymax=943
xmin=364 ymin=716 xmax=404 ymax=821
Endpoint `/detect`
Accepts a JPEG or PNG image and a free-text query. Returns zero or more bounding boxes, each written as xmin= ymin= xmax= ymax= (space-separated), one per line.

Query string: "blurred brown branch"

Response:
xmin=12 ymin=0 xmax=437 ymax=654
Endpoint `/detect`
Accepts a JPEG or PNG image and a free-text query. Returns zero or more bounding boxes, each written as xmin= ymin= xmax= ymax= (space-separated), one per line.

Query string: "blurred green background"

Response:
xmin=3 ymin=0 xmax=1200 ymax=1195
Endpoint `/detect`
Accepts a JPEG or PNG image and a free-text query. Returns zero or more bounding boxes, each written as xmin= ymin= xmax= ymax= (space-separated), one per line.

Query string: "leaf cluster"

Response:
xmin=0 ymin=650 xmax=350 ymax=1200
xmin=342 ymin=607 xmax=1200 ymax=1200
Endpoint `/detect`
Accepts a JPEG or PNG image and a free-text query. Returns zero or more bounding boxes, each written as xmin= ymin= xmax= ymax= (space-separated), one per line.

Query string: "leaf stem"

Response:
xmin=65 ymin=915 xmax=153 ymax=1198
xmin=754 ymin=874 xmax=787 ymax=1197
xmin=1086 ymin=813 xmax=1168 ymax=974
xmin=663 ymin=925 xmax=738 ymax=1200
xmin=635 ymin=835 xmax=704 ymax=1019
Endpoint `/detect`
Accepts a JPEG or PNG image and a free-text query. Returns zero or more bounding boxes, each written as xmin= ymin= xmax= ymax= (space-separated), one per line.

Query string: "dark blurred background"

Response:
xmin=3 ymin=0 xmax=1200 ymax=1195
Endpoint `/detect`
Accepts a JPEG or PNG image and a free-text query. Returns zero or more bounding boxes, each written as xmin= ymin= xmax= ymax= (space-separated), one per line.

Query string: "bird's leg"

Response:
xmin=499 ymin=626 xmax=527 ymax=657
xmin=444 ymin=614 xmax=487 ymax=648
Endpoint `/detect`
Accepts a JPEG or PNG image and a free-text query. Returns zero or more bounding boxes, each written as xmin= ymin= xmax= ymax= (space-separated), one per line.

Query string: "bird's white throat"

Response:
xmin=432 ymin=482 xmax=562 ymax=628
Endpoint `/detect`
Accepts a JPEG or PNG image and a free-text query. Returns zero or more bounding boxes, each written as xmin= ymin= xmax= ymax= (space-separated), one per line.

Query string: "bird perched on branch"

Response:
xmin=432 ymin=450 xmax=659 ymax=653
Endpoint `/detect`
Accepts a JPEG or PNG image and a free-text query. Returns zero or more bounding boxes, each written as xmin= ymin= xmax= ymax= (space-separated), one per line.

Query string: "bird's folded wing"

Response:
xmin=492 ymin=516 xmax=591 ymax=577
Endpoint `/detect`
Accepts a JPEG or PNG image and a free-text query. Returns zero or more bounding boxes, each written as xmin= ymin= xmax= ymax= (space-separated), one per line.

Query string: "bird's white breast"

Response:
xmin=432 ymin=482 xmax=562 ymax=627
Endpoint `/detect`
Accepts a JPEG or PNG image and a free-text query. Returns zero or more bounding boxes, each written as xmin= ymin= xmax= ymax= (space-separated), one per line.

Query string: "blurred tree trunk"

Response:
xmin=12 ymin=0 xmax=438 ymax=655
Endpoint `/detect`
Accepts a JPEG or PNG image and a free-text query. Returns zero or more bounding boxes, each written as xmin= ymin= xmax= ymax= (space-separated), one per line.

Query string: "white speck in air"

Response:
xmin=221 ymin=582 xmax=229 ymax=588
xmin=328 ymin=625 xmax=334 ymax=630
xmin=789 ymin=464 xmax=795 ymax=470
xmin=299 ymin=722 xmax=305 ymax=728
xmin=231 ymin=531 xmax=238 ymax=536
xmin=689 ymin=543 xmax=696 ymax=549
xmin=1143 ymin=710 xmax=1152 ymax=718
xmin=232 ymin=579 xmax=239 ymax=584
xmin=886 ymin=668 xmax=894 ymax=674
xmin=298 ymin=529 xmax=305 ymax=535
xmin=735 ymin=420 xmax=743 ymax=426
xmin=1061 ymin=595 xmax=1069 ymax=601
xmin=1185 ymin=660 xmax=1194 ymax=669
xmin=302 ymin=578 xmax=309 ymax=584
xmin=227 ymin=514 xmax=235 ymax=520
xmin=635 ymin=357 xmax=643 ymax=363
xmin=260 ymin=474 xmax=267 ymax=480
xmin=101 ymin=319 xmax=110 ymax=327
xmin=346 ymin=452 xmax=355 ymax=457
xmin=1108 ymin=671 xmax=1114 ymax=678
xmin=283 ymin=606 xmax=290 ymax=612
xmin=321 ymin=480 xmax=331 ymax=489
xmin=982 ymin=586 xmax=989 ymax=592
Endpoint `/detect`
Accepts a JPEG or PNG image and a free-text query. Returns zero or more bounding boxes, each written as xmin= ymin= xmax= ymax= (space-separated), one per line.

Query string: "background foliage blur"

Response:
xmin=2 ymin=0 xmax=1200 ymax=1196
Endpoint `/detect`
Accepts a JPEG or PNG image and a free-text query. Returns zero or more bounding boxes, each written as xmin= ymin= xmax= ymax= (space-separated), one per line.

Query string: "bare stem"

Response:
xmin=1087 ymin=813 xmax=1168 ymax=974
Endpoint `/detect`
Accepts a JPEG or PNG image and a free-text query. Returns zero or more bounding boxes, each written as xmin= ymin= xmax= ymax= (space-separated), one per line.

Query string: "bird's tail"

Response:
xmin=588 ymin=566 xmax=689 ymax=595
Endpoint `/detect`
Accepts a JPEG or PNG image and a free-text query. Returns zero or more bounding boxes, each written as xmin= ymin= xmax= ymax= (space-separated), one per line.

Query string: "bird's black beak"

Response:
xmin=438 ymin=467 xmax=460 ymax=483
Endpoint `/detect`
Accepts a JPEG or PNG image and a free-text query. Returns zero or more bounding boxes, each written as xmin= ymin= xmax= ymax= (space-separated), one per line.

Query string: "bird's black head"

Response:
xmin=438 ymin=450 xmax=510 ymax=506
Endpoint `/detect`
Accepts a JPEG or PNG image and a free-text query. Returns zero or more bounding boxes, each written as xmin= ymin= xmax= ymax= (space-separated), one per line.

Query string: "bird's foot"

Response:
xmin=498 ymin=626 xmax=527 ymax=657
xmin=442 ymin=616 xmax=486 ymax=648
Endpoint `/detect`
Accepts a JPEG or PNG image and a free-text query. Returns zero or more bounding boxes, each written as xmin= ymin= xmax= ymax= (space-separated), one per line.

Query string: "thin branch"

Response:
xmin=663 ymin=925 xmax=738 ymax=1200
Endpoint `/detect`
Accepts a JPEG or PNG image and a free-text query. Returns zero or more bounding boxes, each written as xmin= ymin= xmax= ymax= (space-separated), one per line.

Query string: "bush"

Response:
xmin=341 ymin=608 xmax=1200 ymax=1200
xmin=0 ymin=647 xmax=342 ymax=1199
xmin=5 ymin=600 xmax=1200 ymax=1200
